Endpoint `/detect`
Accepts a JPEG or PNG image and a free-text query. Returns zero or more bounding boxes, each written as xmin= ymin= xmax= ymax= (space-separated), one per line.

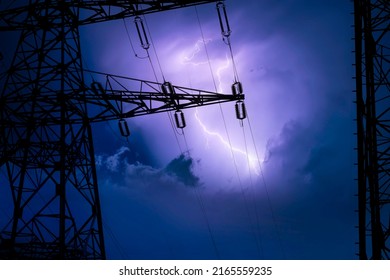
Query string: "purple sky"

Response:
xmin=0 ymin=0 xmax=357 ymax=259
xmin=79 ymin=0 xmax=356 ymax=259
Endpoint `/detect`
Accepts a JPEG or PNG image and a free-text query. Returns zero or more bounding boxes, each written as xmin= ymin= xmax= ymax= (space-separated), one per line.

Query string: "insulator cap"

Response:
xmin=216 ymin=1 xmax=232 ymax=38
xmin=118 ymin=118 xmax=130 ymax=137
xmin=174 ymin=110 xmax=186 ymax=129
xmin=134 ymin=16 xmax=150 ymax=50
xmin=162 ymin=81 xmax=175 ymax=95
xmin=232 ymin=81 xmax=243 ymax=96
xmin=235 ymin=101 xmax=247 ymax=120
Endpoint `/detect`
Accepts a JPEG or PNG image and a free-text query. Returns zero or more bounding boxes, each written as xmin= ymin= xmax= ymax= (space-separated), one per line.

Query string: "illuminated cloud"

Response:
xmin=84 ymin=0 xmax=356 ymax=259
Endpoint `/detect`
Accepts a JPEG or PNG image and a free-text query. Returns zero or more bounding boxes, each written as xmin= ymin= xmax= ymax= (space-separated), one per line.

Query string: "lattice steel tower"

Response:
xmin=0 ymin=0 xmax=243 ymax=259
xmin=353 ymin=0 xmax=389 ymax=259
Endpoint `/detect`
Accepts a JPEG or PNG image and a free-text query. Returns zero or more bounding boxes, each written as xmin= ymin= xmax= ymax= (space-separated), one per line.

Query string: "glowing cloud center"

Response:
xmin=181 ymin=39 xmax=260 ymax=176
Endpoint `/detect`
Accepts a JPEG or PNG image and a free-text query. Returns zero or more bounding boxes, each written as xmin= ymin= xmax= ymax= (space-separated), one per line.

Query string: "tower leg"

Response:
xmin=0 ymin=4 xmax=105 ymax=259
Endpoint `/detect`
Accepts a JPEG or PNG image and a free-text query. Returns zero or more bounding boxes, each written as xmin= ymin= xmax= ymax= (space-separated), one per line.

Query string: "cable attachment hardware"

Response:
xmin=134 ymin=16 xmax=150 ymax=50
xmin=174 ymin=110 xmax=186 ymax=129
xmin=118 ymin=118 xmax=130 ymax=138
xmin=232 ymin=81 xmax=243 ymax=96
xmin=161 ymin=81 xmax=175 ymax=95
xmin=216 ymin=1 xmax=232 ymax=38
xmin=235 ymin=101 xmax=247 ymax=120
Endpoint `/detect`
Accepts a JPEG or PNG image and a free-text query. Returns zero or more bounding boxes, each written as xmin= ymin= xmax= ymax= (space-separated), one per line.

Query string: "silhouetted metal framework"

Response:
xmin=0 ymin=0 xmax=241 ymax=259
xmin=353 ymin=0 xmax=389 ymax=259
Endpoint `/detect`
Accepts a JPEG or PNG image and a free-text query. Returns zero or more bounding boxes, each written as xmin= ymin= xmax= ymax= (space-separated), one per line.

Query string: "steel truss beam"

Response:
xmin=0 ymin=0 xmax=219 ymax=31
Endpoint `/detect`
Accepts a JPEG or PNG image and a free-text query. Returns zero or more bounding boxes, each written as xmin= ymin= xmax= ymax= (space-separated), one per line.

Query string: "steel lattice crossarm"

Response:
xmin=1 ymin=70 xmax=244 ymax=125
xmin=0 ymin=0 xmax=220 ymax=31
xmin=84 ymin=71 xmax=244 ymax=123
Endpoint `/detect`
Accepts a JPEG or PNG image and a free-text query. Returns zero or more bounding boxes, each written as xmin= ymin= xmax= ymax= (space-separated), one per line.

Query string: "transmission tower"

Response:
xmin=0 ymin=0 xmax=244 ymax=259
xmin=353 ymin=0 xmax=389 ymax=259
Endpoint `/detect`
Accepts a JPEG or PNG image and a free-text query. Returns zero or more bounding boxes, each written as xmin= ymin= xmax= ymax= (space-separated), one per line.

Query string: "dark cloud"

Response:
xmin=97 ymin=147 xmax=201 ymax=190
xmin=0 ymin=0 xmax=359 ymax=260
xmin=165 ymin=154 xmax=200 ymax=187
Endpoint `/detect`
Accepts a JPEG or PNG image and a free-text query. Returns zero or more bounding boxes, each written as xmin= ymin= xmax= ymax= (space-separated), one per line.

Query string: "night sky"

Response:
xmin=1 ymin=0 xmax=357 ymax=259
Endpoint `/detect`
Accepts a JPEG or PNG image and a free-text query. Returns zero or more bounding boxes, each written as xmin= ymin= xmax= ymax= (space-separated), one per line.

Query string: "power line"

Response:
xmin=122 ymin=10 xmax=221 ymax=259
xmin=143 ymin=15 xmax=166 ymax=82
xmin=122 ymin=17 xmax=148 ymax=59
xmin=195 ymin=4 xmax=263 ymax=258
xmin=242 ymin=124 xmax=264 ymax=258
xmin=247 ymin=114 xmax=286 ymax=258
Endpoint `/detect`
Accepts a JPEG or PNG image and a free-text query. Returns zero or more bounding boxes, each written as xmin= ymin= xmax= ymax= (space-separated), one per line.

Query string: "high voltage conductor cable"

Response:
xmin=134 ymin=16 xmax=150 ymax=50
xmin=216 ymin=1 xmax=232 ymax=38
xmin=142 ymin=15 xmax=166 ymax=82
xmin=130 ymin=15 xmax=159 ymax=82
xmin=140 ymin=16 xmax=191 ymax=154
xmin=242 ymin=124 xmax=264 ymax=258
xmin=216 ymin=1 xmax=239 ymax=82
xmin=83 ymin=43 xmax=131 ymax=144
xmin=122 ymin=18 xmax=148 ymax=59
xmin=193 ymin=186 xmax=221 ymax=259
xmin=246 ymin=114 xmax=286 ymax=258
xmin=216 ymin=1 xmax=246 ymax=128
xmin=139 ymin=16 xmax=185 ymax=148
xmin=103 ymin=221 xmax=128 ymax=259
xmin=181 ymin=125 xmax=219 ymax=258
xmin=195 ymin=5 xmax=257 ymax=258
xmin=133 ymin=15 xmax=185 ymax=154
xmin=178 ymin=124 xmax=219 ymax=257
xmin=201 ymin=2 xmax=264 ymax=257
xmin=182 ymin=130 xmax=191 ymax=156
xmin=194 ymin=5 xmax=244 ymax=187
xmin=174 ymin=101 xmax=218 ymax=257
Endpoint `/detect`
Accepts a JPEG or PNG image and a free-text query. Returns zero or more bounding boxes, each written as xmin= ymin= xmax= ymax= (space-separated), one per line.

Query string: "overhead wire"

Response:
xmin=195 ymin=4 xmax=264 ymax=257
xmin=142 ymin=16 xmax=190 ymax=156
xmin=217 ymin=1 xmax=286 ymax=258
xmin=143 ymin=10 xmax=220 ymax=257
xmin=180 ymin=113 xmax=220 ymax=258
xmin=247 ymin=114 xmax=286 ymax=258
xmin=122 ymin=18 xmax=148 ymax=59
xmin=242 ymin=124 xmax=264 ymax=258
xmin=123 ymin=12 xmax=221 ymax=258
xmin=121 ymin=16 xmax=180 ymax=258
xmin=140 ymin=15 xmax=187 ymax=155
xmin=181 ymin=78 xmax=219 ymax=258
xmin=142 ymin=15 xmax=166 ymax=82
xmin=217 ymin=1 xmax=239 ymax=82
xmin=123 ymin=14 xmax=185 ymax=154
xmin=103 ymin=220 xmax=129 ymax=259
xmin=194 ymin=184 xmax=221 ymax=259
xmin=194 ymin=6 xmax=242 ymax=186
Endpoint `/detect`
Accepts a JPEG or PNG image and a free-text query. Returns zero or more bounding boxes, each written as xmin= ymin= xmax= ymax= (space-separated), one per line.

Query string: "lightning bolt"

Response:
xmin=182 ymin=39 xmax=211 ymax=66
xmin=182 ymin=39 xmax=260 ymax=175
xmin=194 ymin=109 xmax=260 ymax=175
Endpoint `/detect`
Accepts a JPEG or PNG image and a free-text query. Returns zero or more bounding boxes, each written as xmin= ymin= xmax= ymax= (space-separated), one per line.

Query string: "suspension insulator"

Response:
xmin=91 ymin=81 xmax=105 ymax=95
xmin=134 ymin=16 xmax=150 ymax=50
xmin=118 ymin=118 xmax=130 ymax=137
xmin=232 ymin=81 xmax=243 ymax=96
xmin=235 ymin=101 xmax=247 ymax=120
xmin=161 ymin=81 xmax=175 ymax=95
xmin=216 ymin=1 xmax=232 ymax=38
xmin=174 ymin=110 xmax=186 ymax=129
